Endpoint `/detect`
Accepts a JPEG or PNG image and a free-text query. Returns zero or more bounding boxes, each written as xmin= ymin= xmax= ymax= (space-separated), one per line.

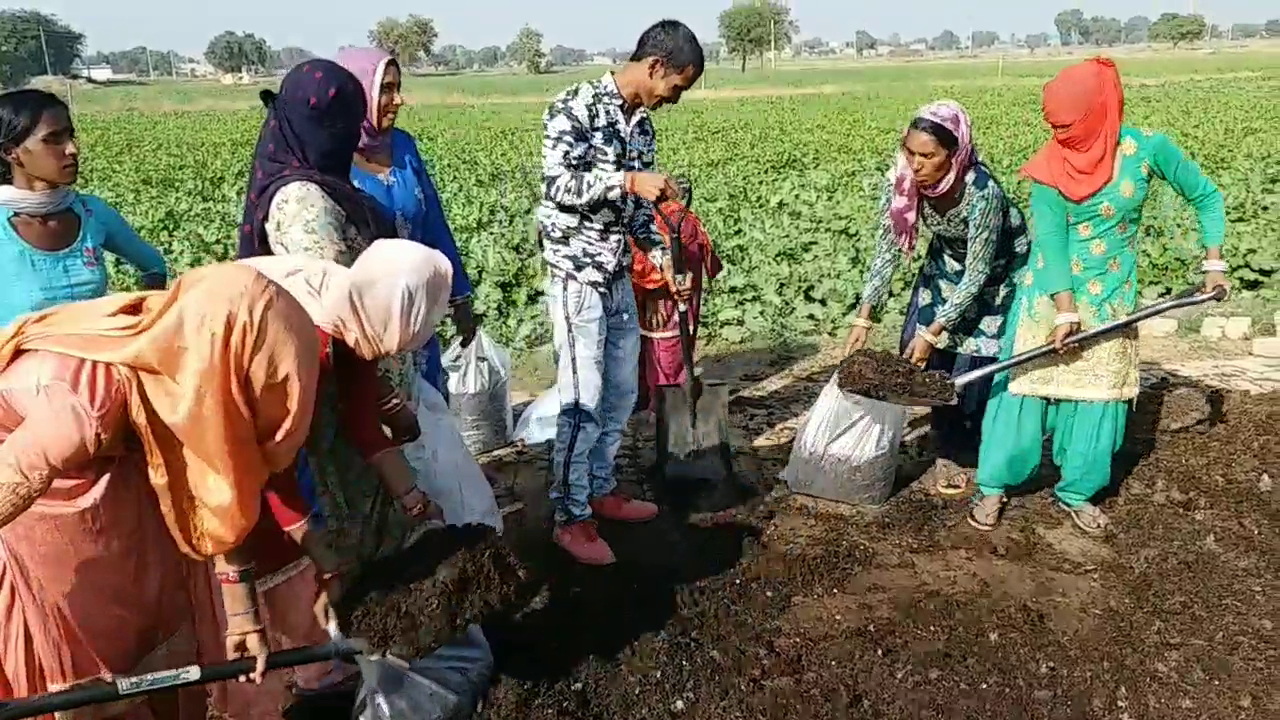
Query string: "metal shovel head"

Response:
xmin=656 ymin=378 xmax=732 ymax=482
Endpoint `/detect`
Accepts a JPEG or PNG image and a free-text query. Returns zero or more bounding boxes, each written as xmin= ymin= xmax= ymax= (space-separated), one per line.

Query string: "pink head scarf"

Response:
xmin=335 ymin=46 xmax=397 ymax=156
xmin=887 ymin=100 xmax=975 ymax=255
xmin=239 ymin=239 xmax=454 ymax=360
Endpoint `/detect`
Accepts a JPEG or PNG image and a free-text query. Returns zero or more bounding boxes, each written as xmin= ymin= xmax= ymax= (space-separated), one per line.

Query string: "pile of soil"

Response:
xmin=483 ymin=385 xmax=1278 ymax=718
xmin=836 ymin=349 xmax=954 ymax=404
xmin=337 ymin=524 xmax=532 ymax=658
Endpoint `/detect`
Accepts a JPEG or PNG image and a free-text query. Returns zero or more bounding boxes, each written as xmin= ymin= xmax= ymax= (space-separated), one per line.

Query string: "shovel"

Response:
xmin=882 ymin=286 xmax=1229 ymax=408
xmin=0 ymin=640 xmax=365 ymax=720
xmin=651 ymin=184 xmax=734 ymax=490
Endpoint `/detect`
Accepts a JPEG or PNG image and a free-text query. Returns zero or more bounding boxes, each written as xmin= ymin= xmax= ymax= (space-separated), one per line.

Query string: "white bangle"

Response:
xmin=1202 ymin=259 xmax=1227 ymax=273
xmin=917 ymin=328 xmax=940 ymax=347
xmin=1054 ymin=312 xmax=1080 ymax=327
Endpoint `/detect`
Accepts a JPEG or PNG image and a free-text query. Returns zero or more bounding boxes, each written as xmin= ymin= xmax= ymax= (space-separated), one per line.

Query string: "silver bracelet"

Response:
xmin=1201 ymin=259 xmax=1228 ymax=273
xmin=1053 ymin=312 xmax=1081 ymax=327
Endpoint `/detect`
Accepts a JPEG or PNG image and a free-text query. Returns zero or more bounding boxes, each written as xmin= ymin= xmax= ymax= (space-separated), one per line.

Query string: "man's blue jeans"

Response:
xmin=547 ymin=271 xmax=641 ymax=525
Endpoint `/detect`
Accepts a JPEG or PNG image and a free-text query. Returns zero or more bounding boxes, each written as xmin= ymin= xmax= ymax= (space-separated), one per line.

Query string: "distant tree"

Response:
xmin=930 ymin=29 xmax=961 ymax=51
xmin=971 ymin=30 xmax=1000 ymax=49
xmin=0 ymin=10 xmax=85 ymax=87
xmin=854 ymin=30 xmax=877 ymax=52
xmin=474 ymin=45 xmax=503 ymax=69
xmin=1266 ymin=19 xmax=1280 ymax=37
xmin=1086 ymin=16 xmax=1123 ymax=46
xmin=1228 ymin=23 xmax=1263 ymax=39
xmin=204 ymin=31 xmax=271 ymax=74
xmin=368 ymin=14 xmax=437 ymax=67
xmin=98 ymin=46 xmax=177 ymax=76
xmin=1123 ymin=16 xmax=1151 ymax=43
xmin=1024 ymin=32 xmax=1050 ymax=53
xmin=718 ymin=1 xmax=796 ymax=72
xmin=274 ymin=46 xmax=315 ymax=71
xmin=702 ymin=40 xmax=723 ymax=64
xmin=432 ymin=43 xmax=475 ymax=71
xmin=548 ymin=45 xmax=588 ymax=67
xmin=1055 ymin=8 xmax=1086 ymax=45
xmin=507 ymin=25 xmax=546 ymax=74
xmin=908 ymin=37 xmax=929 ymax=48
xmin=1149 ymin=12 xmax=1207 ymax=48
xmin=886 ymin=32 xmax=902 ymax=47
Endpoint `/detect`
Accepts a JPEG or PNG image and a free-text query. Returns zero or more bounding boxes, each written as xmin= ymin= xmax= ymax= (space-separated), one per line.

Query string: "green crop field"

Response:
xmin=71 ymin=52 xmax=1279 ymax=351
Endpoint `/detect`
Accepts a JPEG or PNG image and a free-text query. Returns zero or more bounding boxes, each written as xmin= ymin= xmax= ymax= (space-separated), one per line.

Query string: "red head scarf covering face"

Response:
xmin=1021 ymin=57 xmax=1124 ymax=203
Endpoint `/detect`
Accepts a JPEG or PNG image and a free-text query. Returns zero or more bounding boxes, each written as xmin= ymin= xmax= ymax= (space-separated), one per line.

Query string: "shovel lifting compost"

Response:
xmin=652 ymin=183 xmax=734 ymax=487
xmin=882 ymin=286 xmax=1230 ymax=408
xmin=0 ymin=640 xmax=364 ymax=720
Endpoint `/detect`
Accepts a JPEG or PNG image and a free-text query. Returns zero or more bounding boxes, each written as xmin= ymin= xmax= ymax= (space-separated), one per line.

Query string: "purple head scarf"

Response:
xmin=888 ymin=100 xmax=975 ymax=255
xmin=237 ymin=59 xmax=394 ymax=259
xmin=335 ymin=46 xmax=397 ymax=157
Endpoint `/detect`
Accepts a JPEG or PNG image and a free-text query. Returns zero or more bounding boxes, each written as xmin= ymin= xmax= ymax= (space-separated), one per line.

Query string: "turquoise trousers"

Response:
xmin=975 ymin=374 xmax=1128 ymax=507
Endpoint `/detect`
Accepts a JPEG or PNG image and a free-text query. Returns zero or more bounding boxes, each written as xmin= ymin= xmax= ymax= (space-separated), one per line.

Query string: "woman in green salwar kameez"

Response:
xmin=969 ymin=57 xmax=1229 ymax=535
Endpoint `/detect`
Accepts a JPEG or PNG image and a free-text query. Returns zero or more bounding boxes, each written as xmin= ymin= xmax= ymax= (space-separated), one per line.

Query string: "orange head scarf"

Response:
xmin=0 ymin=263 xmax=320 ymax=559
xmin=1021 ymin=57 xmax=1125 ymax=203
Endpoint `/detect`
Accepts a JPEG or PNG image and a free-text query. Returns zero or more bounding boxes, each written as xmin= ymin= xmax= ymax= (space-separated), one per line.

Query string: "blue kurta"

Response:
xmin=350 ymin=128 xmax=472 ymax=396
xmin=0 ymin=193 xmax=167 ymax=327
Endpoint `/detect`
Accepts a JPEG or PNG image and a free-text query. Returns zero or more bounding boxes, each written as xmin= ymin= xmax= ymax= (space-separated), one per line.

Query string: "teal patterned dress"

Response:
xmin=976 ymin=126 xmax=1226 ymax=507
xmin=860 ymin=162 xmax=1029 ymax=455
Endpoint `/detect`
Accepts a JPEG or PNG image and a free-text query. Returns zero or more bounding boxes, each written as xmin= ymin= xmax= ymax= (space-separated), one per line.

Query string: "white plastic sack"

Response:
xmin=442 ymin=331 xmax=513 ymax=454
xmin=782 ymin=374 xmax=908 ymax=505
xmin=513 ymin=386 xmax=559 ymax=446
xmin=352 ymin=654 xmax=466 ymax=720
xmin=402 ymin=377 xmax=503 ymax=532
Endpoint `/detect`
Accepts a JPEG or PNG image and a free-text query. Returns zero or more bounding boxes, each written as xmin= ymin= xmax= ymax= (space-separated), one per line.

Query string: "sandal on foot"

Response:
xmin=935 ymin=464 xmax=973 ymax=496
xmin=967 ymin=494 xmax=1006 ymax=531
xmin=1059 ymin=501 xmax=1110 ymax=535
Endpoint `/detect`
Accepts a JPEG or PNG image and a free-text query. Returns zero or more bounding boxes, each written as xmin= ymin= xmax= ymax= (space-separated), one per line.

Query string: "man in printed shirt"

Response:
xmin=538 ymin=19 xmax=703 ymax=565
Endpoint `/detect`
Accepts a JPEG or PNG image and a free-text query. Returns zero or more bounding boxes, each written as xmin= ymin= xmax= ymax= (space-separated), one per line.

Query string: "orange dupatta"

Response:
xmin=1021 ymin=57 xmax=1125 ymax=203
xmin=0 ymin=263 xmax=320 ymax=559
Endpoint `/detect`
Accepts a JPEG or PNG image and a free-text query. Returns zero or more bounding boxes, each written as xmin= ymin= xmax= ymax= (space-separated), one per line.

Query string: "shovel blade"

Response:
xmin=656 ymin=380 xmax=733 ymax=480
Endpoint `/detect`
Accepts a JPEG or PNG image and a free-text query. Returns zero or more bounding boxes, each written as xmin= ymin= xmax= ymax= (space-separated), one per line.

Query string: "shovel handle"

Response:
xmin=0 ymin=642 xmax=361 ymax=720
xmin=952 ymin=285 xmax=1227 ymax=391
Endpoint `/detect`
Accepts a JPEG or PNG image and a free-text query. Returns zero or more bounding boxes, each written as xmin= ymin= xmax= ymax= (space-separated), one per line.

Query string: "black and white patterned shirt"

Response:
xmin=537 ymin=72 xmax=667 ymax=289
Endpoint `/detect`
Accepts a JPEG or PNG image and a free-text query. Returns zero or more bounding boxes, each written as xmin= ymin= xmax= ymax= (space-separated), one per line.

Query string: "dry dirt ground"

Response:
xmin=296 ymin=338 xmax=1280 ymax=720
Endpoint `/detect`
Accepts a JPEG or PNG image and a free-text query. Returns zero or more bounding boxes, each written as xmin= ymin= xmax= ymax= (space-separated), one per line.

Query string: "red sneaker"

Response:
xmin=553 ymin=520 xmax=616 ymax=566
xmin=590 ymin=492 xmax=659 ymax=523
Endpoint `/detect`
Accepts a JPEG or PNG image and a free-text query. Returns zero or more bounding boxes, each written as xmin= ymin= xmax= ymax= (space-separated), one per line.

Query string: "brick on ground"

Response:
xmin=1223 ymin=316 xmax=1253 ymax=340
xmin=1253 ymin=337 xmax=1280 ymax=359
xmin=1199 ymin=316 xmax=1227 ymax=340
xmin=1139 ymin=317 xmax=1179 ymax=337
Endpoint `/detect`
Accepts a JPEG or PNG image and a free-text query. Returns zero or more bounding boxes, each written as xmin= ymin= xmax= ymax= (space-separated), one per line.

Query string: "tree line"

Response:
xmin=3 ymin=5 xmax=1279 ymax=90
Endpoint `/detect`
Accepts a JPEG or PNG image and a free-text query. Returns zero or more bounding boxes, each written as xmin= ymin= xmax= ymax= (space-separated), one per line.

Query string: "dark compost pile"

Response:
xmin=337 ymin=524 xmax=532 ymax=658
xmin=482 ymin=385 xmax=1279 ymax=719
xmin=836 ymin=349 xmax=955 ymax=403
xmin=289 ymin=367 xmax=1277 ymax=720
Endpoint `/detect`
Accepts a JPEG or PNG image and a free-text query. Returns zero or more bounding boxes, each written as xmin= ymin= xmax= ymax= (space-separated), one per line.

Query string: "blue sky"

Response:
xmin=22 ymin=1 xmax=1265 ymax=57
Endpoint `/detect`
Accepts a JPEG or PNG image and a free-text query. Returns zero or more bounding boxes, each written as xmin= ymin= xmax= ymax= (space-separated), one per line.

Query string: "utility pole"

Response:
xmin=145 ymin=47 xmax=155 ymax=79
xmin=170 ymin=50 xmax=178 ymax=79
xmin=38 ymin=25 xmax=52 ymax=76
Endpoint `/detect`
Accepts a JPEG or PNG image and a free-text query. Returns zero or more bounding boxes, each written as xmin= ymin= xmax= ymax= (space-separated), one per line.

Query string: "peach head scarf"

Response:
xmin=0 ymin=262 xmax=320 ymax=559
xmin=1021 ymin=57 xmax=1125 ymax=202
xmin=240 ymin=238 xmax=454 ymax=360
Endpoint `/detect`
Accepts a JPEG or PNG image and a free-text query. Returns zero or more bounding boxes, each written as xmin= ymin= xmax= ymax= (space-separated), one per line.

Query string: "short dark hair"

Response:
xmin=0 ymin=89 xmax=69 ymax=183
xmin=908 ymin=117 xmax=959 ymax=154
xmin=630 ymin=19 xmax=704 ymax=77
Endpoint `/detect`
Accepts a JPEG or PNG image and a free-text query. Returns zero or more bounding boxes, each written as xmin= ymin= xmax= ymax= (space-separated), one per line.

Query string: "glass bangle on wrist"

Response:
xmin=850 ymin=317 xmax=873 ymax=330
xmin=916 ymin=328 xmax=940 ymax=347
xmin=1054 ymin=312 xmax=1081 ymax=327
xmin=1201 ymin=259 xmax=1228 ymax=273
